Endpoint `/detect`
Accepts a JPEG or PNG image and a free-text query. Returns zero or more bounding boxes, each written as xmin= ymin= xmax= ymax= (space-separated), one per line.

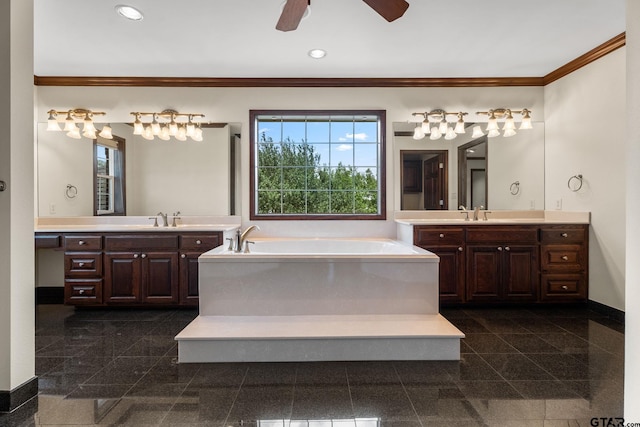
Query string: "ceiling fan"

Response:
xmin=276 ymin=0 xmax=410 ymax=32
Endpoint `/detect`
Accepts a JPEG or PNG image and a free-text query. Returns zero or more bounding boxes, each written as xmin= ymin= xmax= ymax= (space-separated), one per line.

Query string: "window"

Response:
xmin=250 ymin=110 xmax=386 ymax=220
xmin=94 ymin=136 xmax=126 ymax=215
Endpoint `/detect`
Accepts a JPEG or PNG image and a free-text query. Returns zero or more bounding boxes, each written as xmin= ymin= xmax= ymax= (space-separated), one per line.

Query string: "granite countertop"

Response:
xmin=394 ymin=210 xmax=590 ymax=225
xmin=34 ymin=216 xmax=241 ymax=233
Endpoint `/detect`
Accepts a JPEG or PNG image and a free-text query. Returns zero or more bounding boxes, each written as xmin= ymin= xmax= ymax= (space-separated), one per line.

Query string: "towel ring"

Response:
xmin=510 ymin=181 xmax=520 ymax=195
xmin=567 ymin=174 xmax=583 ymax=192
xmin=65 ymin=184 xmax=78 ymax=199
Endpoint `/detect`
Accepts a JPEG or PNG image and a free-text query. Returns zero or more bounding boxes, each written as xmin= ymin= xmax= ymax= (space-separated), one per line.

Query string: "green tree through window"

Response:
xmin=250 ymin=110 xmax=386 ymax=219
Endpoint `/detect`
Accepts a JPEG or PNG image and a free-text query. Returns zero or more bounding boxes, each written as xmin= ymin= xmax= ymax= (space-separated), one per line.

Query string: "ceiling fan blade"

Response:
xmin=362 ymin=0 xmax=409 ymax=22
xmin=276 ymin=0 xmax=309 ymax=32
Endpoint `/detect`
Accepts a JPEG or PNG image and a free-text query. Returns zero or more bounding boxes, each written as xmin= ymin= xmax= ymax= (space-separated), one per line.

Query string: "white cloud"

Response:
xmin=336 ymin=144 xmax=353 ymax=151
xmin=347 ymin=132 xmax=368 ymax=141
xmin=338 ymin=137 xmax=348 ymax=142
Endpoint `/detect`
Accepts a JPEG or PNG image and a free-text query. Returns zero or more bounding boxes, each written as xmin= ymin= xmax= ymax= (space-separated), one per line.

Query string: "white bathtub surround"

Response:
xmin=176 ymin=238 xmax=464 ymax=362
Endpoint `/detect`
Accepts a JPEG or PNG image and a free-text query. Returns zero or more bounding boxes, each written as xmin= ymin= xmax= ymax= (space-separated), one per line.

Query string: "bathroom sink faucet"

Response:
xmin=473 ymin=205 xmax=484 ymax=221
xmin=157 ymin=212 xmax=168 ymax=227
xmin=235 ymin=225 xmax=260 ymax=252
xmin=171 ymin=211 xmax=181 ymax=227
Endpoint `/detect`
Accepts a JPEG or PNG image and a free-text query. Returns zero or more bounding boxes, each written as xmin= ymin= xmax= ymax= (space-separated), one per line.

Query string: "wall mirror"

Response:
xmin=395 ymin=121 xmax=544 ymax=211
xmin=36 ymin=122 xmax=241 ymax=217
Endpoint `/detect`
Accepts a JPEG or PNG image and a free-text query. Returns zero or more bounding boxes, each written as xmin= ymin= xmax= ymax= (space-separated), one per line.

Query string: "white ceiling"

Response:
xmin=34 ymin=0 xmax=625 ymax=79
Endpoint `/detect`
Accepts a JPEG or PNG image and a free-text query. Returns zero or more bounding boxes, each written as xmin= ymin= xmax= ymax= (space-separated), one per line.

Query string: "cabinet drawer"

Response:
xmin=180 ymin=233 xmax=221 ymax=251
xmin=65 ymin=279 xmax=103 ymax=304
xmin=415 ymin=227 xmax=464 ymax=246
xmin=466 ymin=226 xmax=538 ymax=244
xmin=65 ymin=252 xmax=102 ymax=276
xmin=540 ymin=226 xmax=586 ymax=244
xmin=541 ymin=274 xmax=587 ymax=301
xmin=36 ymin=233 xmax=62 ymax=249
xmin=104 ymin=234 xmax=179 ymax=251
xmin=64 ymin=235 xmax=102 ymax=251
xmin=541 ymin=245 xmax=585 ymax=272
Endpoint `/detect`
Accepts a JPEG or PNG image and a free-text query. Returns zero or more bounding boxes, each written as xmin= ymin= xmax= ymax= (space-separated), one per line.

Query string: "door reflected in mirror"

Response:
xmin=400 ymin=150 xmax=448 ymax=210
xmin=458 ymin=137 xmax=487 ymax=210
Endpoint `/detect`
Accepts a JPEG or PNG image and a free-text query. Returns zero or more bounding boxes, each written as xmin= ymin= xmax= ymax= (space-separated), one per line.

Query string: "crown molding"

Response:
xmin=33 ymin=33 xmax=625 ymax=88
xmin=543 ymin=32 xmax=626 ymax=85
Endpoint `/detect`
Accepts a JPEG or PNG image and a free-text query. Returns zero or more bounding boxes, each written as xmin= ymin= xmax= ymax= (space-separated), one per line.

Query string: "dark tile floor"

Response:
xmin=1 ymin=304 xmax=625 ymax=426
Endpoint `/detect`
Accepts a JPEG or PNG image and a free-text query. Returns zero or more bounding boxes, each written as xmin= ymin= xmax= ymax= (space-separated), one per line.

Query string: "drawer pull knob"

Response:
xmin=141 ymin=254 xmax=147 ymax=259
xmin=505 ymin=246 xmax=511 ymax=251
xmin=561 ymin=255 xmax=569 ymax=261
xmin=78 ymin=240 xmax=85 ymax=245
xmin=196 ymin=240 xmax=202 ymax=244
xmin=561 ymin=285 xmax=568 ymax=290
xmin=458 ymin=247 xmax=463 ymax=252
xmin=497 ymin=247 xmax=503 ymax=251
xmin=561 ymin=233 xmax=568 ymax=238
xmin=181 ymin=254 xmax=186 ymax=258
xmin=78 ymin=262 xmax=85 ymax=267
xmin=79 ymin=289 xmax=85 ymax=294
xmin=439 ymin=234 xmax=445 ymax=238
xmin=133 ymin=254 xmax=139 ymax=259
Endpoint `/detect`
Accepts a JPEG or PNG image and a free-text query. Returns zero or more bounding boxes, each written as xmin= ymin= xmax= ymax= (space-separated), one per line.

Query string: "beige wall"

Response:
xmin=544 ymin=48 xmax=626 ymax=311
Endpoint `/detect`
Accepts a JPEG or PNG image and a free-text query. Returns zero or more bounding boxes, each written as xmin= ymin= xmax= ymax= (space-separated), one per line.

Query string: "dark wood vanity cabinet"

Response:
xmin=414 ymin=224 xmax=588 ymax=305
xmin=415 ymin=227 xmax=465 ymax=303
xmin=63 ymin=231 xmax=222 ymax=306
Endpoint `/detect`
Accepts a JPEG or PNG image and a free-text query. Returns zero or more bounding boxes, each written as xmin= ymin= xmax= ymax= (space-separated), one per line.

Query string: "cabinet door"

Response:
xmin=502 ymin=245 xmax=539 ymax=302
xmin=431 ymin=246 xmax=465 ymax=304
xmin=466 ymin=245 xmax=501 ymax=302
xmin=180 ymin=252 xmax=201 ymax=306
xmin=104 ymin=252 xmax=141 ymax=303
xmin=141 ymin=252 xmax=179 ymax=304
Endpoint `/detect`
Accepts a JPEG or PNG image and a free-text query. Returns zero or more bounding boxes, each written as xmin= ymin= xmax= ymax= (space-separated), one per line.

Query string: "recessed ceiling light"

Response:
xmin=308 ymin=49 xmax=327 ymax=59
xmin=115 ymin=5 xmax=144 ymax=21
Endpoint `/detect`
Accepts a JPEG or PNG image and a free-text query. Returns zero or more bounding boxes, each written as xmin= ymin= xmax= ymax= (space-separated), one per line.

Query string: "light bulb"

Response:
xmin=99 ymin=124 xmax=113 ymax=139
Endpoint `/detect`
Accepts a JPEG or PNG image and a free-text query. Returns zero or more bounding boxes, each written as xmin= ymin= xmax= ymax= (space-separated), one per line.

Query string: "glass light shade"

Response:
xmin=487 ymin=129 xmax=501 ymax=138
xmin=66 ymin=128 xmax=81 ymax=139
xmin=83 ymin=119 xmax=96 ymax=135
xmin=151 ymin=118 xmax=161 ymax=135
xmin=429 ymin=127 xmax=442 ymax=140
xmin=186 ymin=122 xmax=195 ymax=137
xmin=133 ymin=118 xmax=144 ymax=135
xmin=454 ymin=120 xmax=465 ymax=134
xmin=83 ymin=128 xmax=97 ymax=139
xmin=471 ymin=125 xmax=485 ymax=138
xmin=158 ymin=126 xmax=170 ymax=140
xmin=503 ymin=116 xmax=516 ymax=131
xmin=519 ymin=116 xmax=533 ymax=130
xmin=503 ymin=128 xmax=517 ymax=137
xmin=176 ymin=126 xmax=187 ymax=141
xmin=169 ymin=120 xmax=178 ymax=136
xmin=444 ymin=127 xmax=457 ymax=140
xmin=64 ymin=116 xmax=77 ymax=132
xmin=438 ymin=120 xmax=448 ymax=134
xmin=47 ymin=118 xmax=62 ymax=131
xmin=486 ymin=117 xmax=499 ymax=131
xmin=192 ymin=127 xmax=203 ymax=141
xmin=142 ymin=125 xmax=154 ymax=140
xmin=99 ymin=124 xmax=113 ymax=139
xmin=412 ymin=126 xmax=425 ymax=140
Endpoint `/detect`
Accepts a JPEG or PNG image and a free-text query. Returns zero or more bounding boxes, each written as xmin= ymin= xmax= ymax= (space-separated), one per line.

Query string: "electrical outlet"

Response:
xmin=49 ymin=203 xmax=56 ymax=214
xmin=555 ymin=199 xmax=562 ymax=210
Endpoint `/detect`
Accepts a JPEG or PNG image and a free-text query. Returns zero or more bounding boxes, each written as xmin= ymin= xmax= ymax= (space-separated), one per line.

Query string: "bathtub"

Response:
xmin=176 ymin=237 xmax=463 ymax=363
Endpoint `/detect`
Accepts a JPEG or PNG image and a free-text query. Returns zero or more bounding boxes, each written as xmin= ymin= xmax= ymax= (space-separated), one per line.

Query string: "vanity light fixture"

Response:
xmin=410 ymin=110 xmax=468 ymax=141
xmin=46 ymin=109 xmax=111 ymax=140
xmin=129 ymin=110 xmax=206 ymax=142
xmin=475 ymin=108 xmax=532 ymax=138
